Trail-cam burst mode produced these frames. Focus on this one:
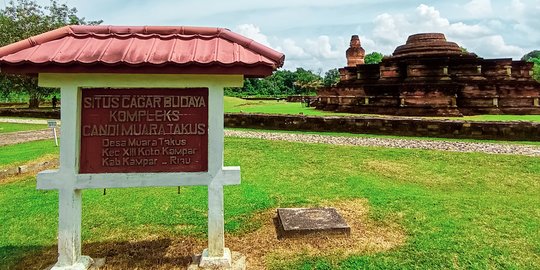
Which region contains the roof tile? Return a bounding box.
[0,25,285,77]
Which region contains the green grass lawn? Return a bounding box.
[224,96,540,122]
[0,139,59,169]
[0,122,47,133]
[1,137,539,269]
[224,96,354,116]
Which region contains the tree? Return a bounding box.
[522,50,540,82]
[266,69,296,95]
[531,59,540,83]
[521,50,540,61]
[364,52,384,64]
[224,68,324,97]
[0,0,101,108]
[293,68,322,95]
[323,68,340,87]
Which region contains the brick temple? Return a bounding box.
[315,33,540,116]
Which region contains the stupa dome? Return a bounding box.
[392,33,464,59]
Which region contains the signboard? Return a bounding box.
[79,88,208,173]
[47,120,59,146]
[47,119,57,128]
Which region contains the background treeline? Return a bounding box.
[225,68,336,97]
[225,52,386,97]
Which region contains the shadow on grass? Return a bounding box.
[7,237,204,270]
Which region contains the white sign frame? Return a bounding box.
[36,73,243,270]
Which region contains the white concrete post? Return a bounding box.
[207,180,225,257]
[199,85,233,267]
[58,85,80,175]
[56,188,82,266]
[51,85,93,270]
[206,84,225,257]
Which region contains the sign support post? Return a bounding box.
[200,79,232,266]
[47,119,58,146]
[208,181,225,256]
[201,181,229,266]
[56,188,92,269]
[47,86,93,269]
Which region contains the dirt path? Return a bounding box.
[0,117,52,124]
[0,118,57,146]
[0,129,54,146]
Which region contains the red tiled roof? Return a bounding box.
[0,25,285,77]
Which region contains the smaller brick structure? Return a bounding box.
[315,33,540,116]
[346,35,365,66]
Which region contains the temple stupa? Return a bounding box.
[315,33,540,116]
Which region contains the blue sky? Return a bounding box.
[26,0,540,71]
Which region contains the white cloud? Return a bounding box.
[416,4,450,28]
[372,13,407,46]
[486,19,503,29]
[465,0,493,17]
[305,35,342,59]
[278,36,347,70]
[506,0,540,44]
[472,35,525,57]
[232,24,347,70]
[410,4,491,38]
[24,0,537,70]
[234,24,272,48]
[447,23,491,38]
[510,0,526,17]
[277,39,307,59]
[363,4,530,59]
[357,36,377,52]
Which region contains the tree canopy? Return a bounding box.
[521,50,540,62]
[0,0,101,107]
[323,68,340,87]
[225,68,325,97]
[364,52,384,64]
[522,50,540,82]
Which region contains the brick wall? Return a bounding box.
[0,109,60,119]
[2,109,538,141]
[225,113,540,141]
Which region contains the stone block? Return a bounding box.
[276,208,350,239]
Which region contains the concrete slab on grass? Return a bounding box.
[276,207,351,239]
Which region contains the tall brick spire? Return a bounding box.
[346,35,365,66]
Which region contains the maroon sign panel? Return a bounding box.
[80,88,208,173]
